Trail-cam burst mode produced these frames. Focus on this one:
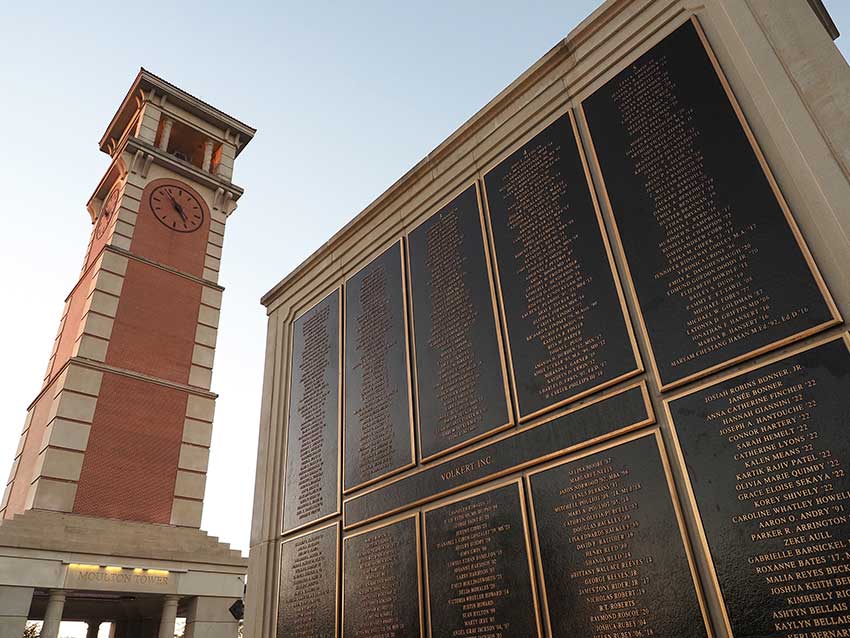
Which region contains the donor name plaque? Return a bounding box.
[581,19,838,389]
[668,335,850,637]
[423,480,541,638]
[343,241,414,491]
[407,184,511,460]
[342,514,422,638]
[284,290,341,532]
[278,522,339,638]
[528,432,708,638]
[484,111,639,421]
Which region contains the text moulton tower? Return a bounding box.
[0,70,255,638]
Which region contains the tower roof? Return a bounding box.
[99,68,256,158]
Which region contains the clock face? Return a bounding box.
[149,184,205,233]
[95,186,120,239]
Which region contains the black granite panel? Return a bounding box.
[345,384,650,527]
[278,523,338,638]
[343,516,421,638]
[582,20,836,388]
[408,184,511,459]
[424,481,539,637]
[484,111,639,419]
[670,337,850,637]
[284,290,341,532]
[530,433,706,638]
[344,241,413,491]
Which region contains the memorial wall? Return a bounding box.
[250,4,850,638]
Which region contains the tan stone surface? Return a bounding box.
[0,585,34,638]
[203,255,221,273]
[195,324,218,348]
[0,585,33,614]
[116,208,139,226]
[81,313,114,340]
[74,334,109,361]
[170,497,203,527]
[178,444,209,473]
[63,366,104,396]
[186,395,215,421]
[0,510,245,566]
[201,287,223,308]
[174,471,206,499]
[26,478,77,512]
[192,344,216,368]
[207,232,224,248]
[92,270,124,296]
[111,234,132,251]
[87,290,120,317]
[197,305,219,328]
[33,448,84,482]
[188,365,212,390]
[100,251,129,276]
[48,391,97,423]
[41,419,91,452]
[183,418,213,447]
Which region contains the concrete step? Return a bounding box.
[0,510,246,566]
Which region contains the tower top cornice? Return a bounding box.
[99,68,256,159]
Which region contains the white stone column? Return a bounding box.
[40,591,66,638]
[202,140,215,172]
[86,620,101,638]
[158,117,173,151]
[158,595,180,638]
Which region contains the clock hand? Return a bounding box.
[166,192,188,221]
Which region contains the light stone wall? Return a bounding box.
[1,364,104,516]
[41,302,69,389]
[110,173,139,252]
[0,586,33,638]
[245,1,850,636]
[170,394,217,527]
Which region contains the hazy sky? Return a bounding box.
[0,0,848,568]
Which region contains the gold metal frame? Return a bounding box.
[341,240,417,495]
[341,511,425,638]
[576,15,842,393]
[274,519,341,638]
[479,107,644,423]
[404,180,515,464]
[343,379,655,531]
[421,477,544,638]
[663,330,850,637]
[525,427,714,638]
[281,287,344,536]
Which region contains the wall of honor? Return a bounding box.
[249,2,850,637]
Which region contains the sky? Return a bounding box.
[0,0,848,574]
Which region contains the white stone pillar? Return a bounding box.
[158,595,180,638]
[184,597,239,638]
[158,117,173,151]
[0,586,34,638]
[86,620,101,638]
[202,140,215,172]
[41,591,66,638]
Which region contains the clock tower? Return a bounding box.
[0,70,255,638]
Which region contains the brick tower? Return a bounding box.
[0,70,255,638]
